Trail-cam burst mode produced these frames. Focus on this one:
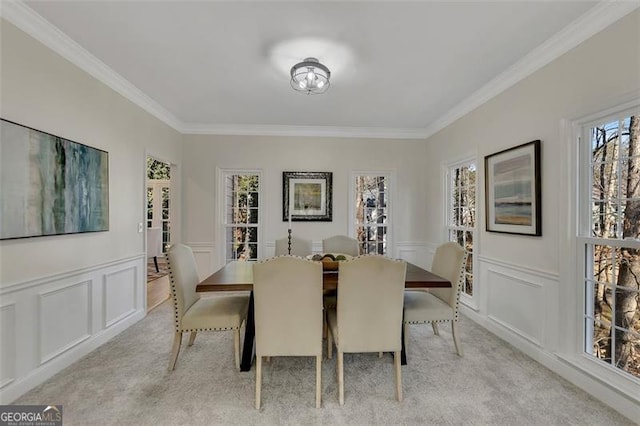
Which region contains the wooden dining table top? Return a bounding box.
[196,259,451,292]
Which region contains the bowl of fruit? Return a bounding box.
[310,253,351,271]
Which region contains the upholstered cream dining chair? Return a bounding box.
[321,235,359,257]
[166,244,249,371]
[253,256,323,409]
[275,236,312,256]
[326,255,406,405]
[403,242,467,356]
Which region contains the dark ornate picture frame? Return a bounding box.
[283,171,333,222]
[485,140,541,236]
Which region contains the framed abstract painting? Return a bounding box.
[484,140,541,236]
[0,119,109,240]
[282,171,332,222]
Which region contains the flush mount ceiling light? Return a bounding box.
[290,57,331,95]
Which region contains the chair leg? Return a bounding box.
[168,331,183,371]
[255,355,262,410]
[316,355,322,408]
[188,331,197,346]
[327,329,333,359]
[394,350,403,402]
[234,329,241,370]
[431,322,440,335]
[153,256,159,272]
[452,321,463,356]
[338,351,344,406]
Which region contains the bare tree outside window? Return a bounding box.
[447,162,476,296]
[225,173,259,262]
[354,174,389,255]
[586,114,640,379]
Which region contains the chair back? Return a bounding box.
[253,256,323,356]
[147,227,162,258]
[430,242,467,312]
[166,244,201,330]
[275,236,312,256]
[337,255,406,353]
[322,235,359,257]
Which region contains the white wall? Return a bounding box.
[0,20,183,402]
[423,11,640,419]
[181,135,429,275]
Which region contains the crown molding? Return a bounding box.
[0,0,183,132]
[181,123,428,139]
[2,1,638,140]
[422,0,640,140]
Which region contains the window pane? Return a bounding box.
[465,273,473,295]
[591,161,619,201]
[248,192,259,207]
[589,319,612,363]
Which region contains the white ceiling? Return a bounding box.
[5,1,637,138]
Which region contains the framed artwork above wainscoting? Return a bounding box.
[0,119,109,240]
[484,140,541,236]
[282,171,332,222]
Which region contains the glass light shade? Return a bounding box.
[290,57,331,95]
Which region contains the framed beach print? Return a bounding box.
[484,140,541,236]
[0,118,109,240]
[283,171,332,222]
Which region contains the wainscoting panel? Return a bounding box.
[39,280,91,364]
[186,242,215,280]
[0,302,16,389]
[479,256,560,350]
[395,241,435,270]
[485,269,543,346]
[0,254,145,404]
[103,266,137,328]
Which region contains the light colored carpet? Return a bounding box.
[14,297,634,425]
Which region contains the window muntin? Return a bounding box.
[354,174,390,255]
[581,114,640,380]
[224,173,260,262]
[447,162,476,296]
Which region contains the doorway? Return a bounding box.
[146,156,171,311]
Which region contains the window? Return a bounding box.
[446,161,476,298]
[580,112,640,380]
[353,172,391,255]
[222,171,261,263]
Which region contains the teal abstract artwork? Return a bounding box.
[0,119,109,239]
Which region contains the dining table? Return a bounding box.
[196,260,451,371]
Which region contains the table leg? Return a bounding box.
[240,290,255,372]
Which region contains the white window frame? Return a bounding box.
[560,98,640,402]
[444,157,478,310]
[349,170,395,256]
[217,168,263,266]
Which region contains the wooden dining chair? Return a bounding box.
[275,236,312,256]
[321,235,359,256]
[253,256,324,409]
[326,255,407,405]
[166,244,250,371]
[403,242,467,356]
